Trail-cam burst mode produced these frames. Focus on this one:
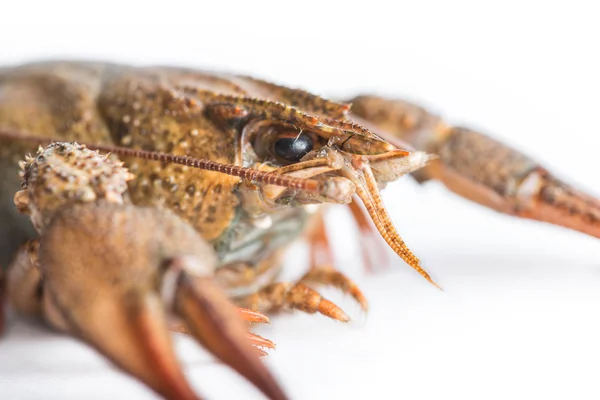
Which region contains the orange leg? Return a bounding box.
[300,266,368,311]
[237,307,270,324]
[172,307,275,356]
[306,204,388,274]
[306,212,335,270]
[237,282,350,322]
[238,308,276,355]
[303,209,371,310]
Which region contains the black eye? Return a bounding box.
[272,133,314,162]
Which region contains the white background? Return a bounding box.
[1,1,599,399]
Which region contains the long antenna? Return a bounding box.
[0,130,320,193]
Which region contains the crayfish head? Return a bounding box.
[232,97,433,205]
[221,93,437,285]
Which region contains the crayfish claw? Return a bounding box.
[90,293,202,400]
[35,202,287,400]
[173,266,287,400]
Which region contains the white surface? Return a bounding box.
[1,1,599,399]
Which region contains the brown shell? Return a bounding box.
[0,61,352,265]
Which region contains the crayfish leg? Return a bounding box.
[305,211,335,269]
[237,307,271,324]
[300,266,368,312]
[171,316,275,357]
[306,204,387,274]
[237,282,350,322]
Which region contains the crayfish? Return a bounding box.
[0,61,598,400]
